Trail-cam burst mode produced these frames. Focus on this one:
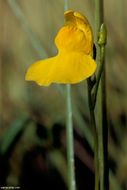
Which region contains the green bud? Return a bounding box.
[98,23,107,46]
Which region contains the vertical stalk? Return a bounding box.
[95,0,104,36]
[101,52,109,190]
[64,0,68,11]
[87,79,99,190]
[64,1,76,190]
[95,0,108,190]
[66,84,76,190]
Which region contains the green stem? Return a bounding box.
[95,0,108,190]
[66,84,76,190]
[64,1,76,189]
[87,79,99,190]
[95,0,104,37]
[92,45,105,108]
[64,0,68,11]
[101,51,109,190]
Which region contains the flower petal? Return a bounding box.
[52,52,96,84]
[25,52,96,86]
[25,56,57,86]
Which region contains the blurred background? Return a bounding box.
[0,0,127,189]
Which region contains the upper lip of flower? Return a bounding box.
[64,10,86,22]
[63,10,93,54]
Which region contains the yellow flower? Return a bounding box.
[25,10,96,86]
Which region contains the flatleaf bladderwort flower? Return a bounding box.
[25,10,96,86]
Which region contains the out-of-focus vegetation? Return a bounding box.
[0,0,127,189]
